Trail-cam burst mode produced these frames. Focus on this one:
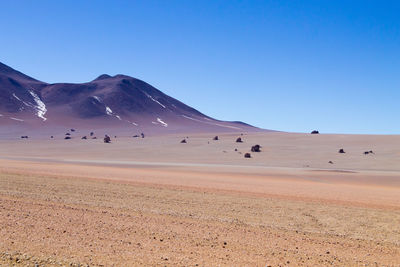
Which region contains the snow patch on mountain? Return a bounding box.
[144,92,166,108]
[157,118,168,127]
[10,117,24,122]
[28,90,47,121]
[12,93,21,101]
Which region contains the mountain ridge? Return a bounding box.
[0,61,265,136]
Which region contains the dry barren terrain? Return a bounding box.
[0,132,399,266]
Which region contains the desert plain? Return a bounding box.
[0,131,399,266]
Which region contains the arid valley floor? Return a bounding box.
[0,132,399,266]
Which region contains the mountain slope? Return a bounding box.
[0,62,264,136]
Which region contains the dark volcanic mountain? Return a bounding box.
[0,62,263,136]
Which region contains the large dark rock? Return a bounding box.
[338,149,345,153]
[244,153,251,158]
[213,136,219,141]
[104,135,111,143]
[311,130,319,134]
[236,137,243,143]
[180,139,187,143]
[251,145,261,152]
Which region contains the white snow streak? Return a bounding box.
[29,90,47,121]
[10,117,24,122]
[92,96,101,102]
[92,96,122,121]
[157,118,168,127]
[12,93,21,101]
[144,92,166,108]
[105,106,113,115]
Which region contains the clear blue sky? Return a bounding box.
[1,0,399,134]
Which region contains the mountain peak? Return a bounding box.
[93,74,112,81]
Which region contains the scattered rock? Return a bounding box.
[244,153,251,158]
[92,137,97,139]
[70,129,75,132]
[50,136,53,138]
[20,136,29,139]
[364,150,374,155]
[328,161,333,164]
[213,136,219,141]
[311,130,319,134]
[90,132,94,136]
[133,135,139,138]
[251,145,261,152]
[104,135,111,143]
[141,133,145,138]
[180,139,187,144]
[236,137,243,143]
[65,133,71,136]
[81,136,87,140]
[338,149,345,154]
[64,136,71,140]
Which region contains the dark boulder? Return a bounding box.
[141,133,145,138]
[236,137,243,143]
[338,149,345,154]
[251,145,261,152]
[81,136,87,140]
[244,153,251,158]
[71,129,76,132]
[90,132,94,136]
[213,136,219,141]
[311,130,319,134]
[104,135,111,143]
[180,139,187,143]
[133,135,139,138]
[64,136,71,140]
[328,161,334,164]
[20,136,28,139]
[65,133,71,136]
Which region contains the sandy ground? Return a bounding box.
[0,132,399,266]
